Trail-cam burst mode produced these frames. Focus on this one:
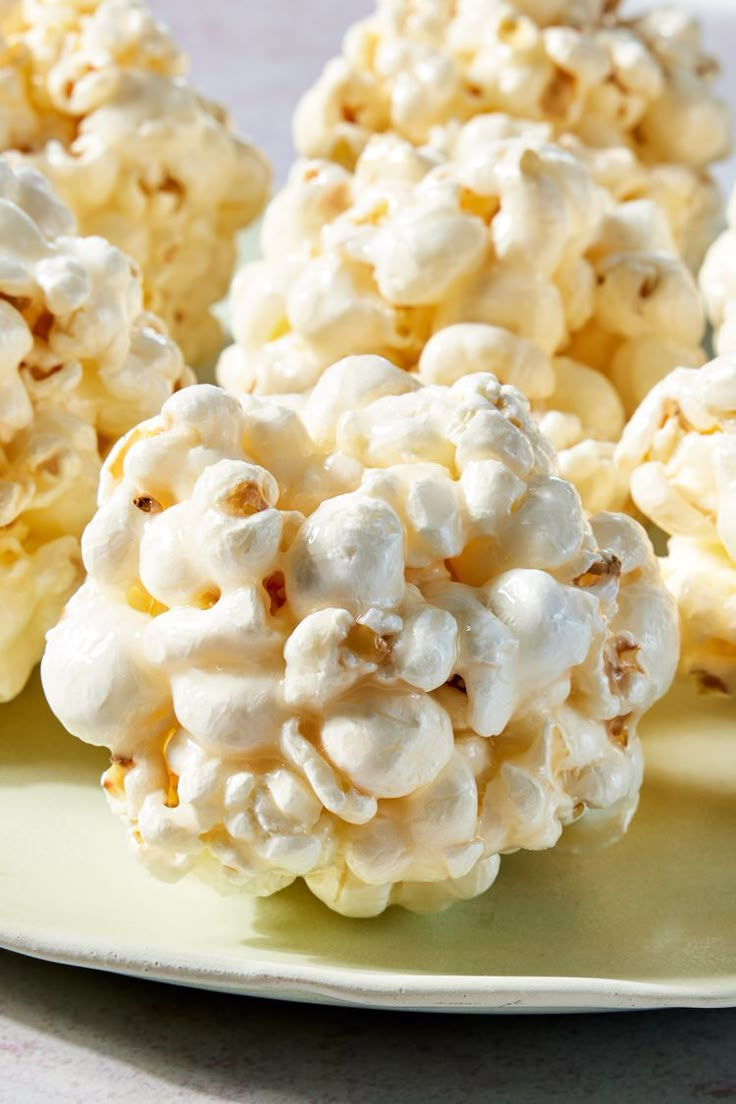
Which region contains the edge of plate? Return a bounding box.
[3,929,735,1012]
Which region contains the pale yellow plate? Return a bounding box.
[1,673,734,1011]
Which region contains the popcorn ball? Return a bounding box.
[0,0,271,364]
[617,355,736,695]
[701,188,736,356]
[294,0,730,268]
[218,122,705,513]
[0,157,191,702]
[43,365,679,917]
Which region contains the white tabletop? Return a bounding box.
[2,2,736,1099]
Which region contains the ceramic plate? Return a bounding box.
[1,674,735,1012]
[3,0,736,1013]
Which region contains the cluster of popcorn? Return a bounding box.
[617,355,736,695]
[294,0,730,268]
[294,0,729,236]
[0,157,190,701]
[218,119,705,514]
[701,187,736,356]
[42,365,679,916]
[0,0,271,363]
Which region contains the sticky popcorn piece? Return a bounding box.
[616,354,736,693]
[0,156,191,701]
[294,0,730,268]
[43,368,678,917]
[701,188,736,358]
[0,0,271,364]
[219,123,705,513]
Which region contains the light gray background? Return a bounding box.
[2,1,736,1100]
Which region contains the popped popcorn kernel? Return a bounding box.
[701,187,736,358]
[43,369,678,916]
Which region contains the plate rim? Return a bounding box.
[3,928,736,1011]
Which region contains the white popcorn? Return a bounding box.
[0,0,270,363]
[294,0,729,268]
[418,324,554,398]
[616,354,736,693]
[0,156,190,701]
[220,124,705,512]
[547,133,725,273]
[43,368,678,916]
[701,187,736,358]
